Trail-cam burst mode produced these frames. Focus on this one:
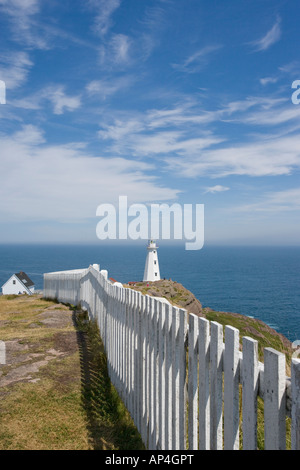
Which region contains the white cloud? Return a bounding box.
[251,17,281,52]
[86,76,134,100]
[242,106,300,126]
[46,86,82,115]
[126,132,222,157]
[97,99,230,150]
[109,34,131,64]
[260,77,278,86]
[0,0,39,15]
[98,96,288,148]
[279,61,300,75]
[0,51,33,89]
[0,0,50,49]
[204,185,230,194]
[172,45,222,73]
[11,85,82,114]
[164,134,300,178]
[0,125,179,222]
[13,124,45,145]
[97,96,297,161]
[91,2,168,68]
[89,0,122,36]
[99,33,131,67]
[233,188,300,213]
[98,111,223,157]
[146,105,217,128]
[98,118,145,141]
[136,5,169,60]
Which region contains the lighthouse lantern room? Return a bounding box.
[143,240,161,282]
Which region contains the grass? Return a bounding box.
[0,294,144,450]
[204,308,293,371]
[72,311,144,450]
[200,308,292,449]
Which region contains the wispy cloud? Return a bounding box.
[233,188,300,213]
[97,103,224,157]
[109,34,131,64]
[91,2,169,69]
[164,133,300,179]
[89,0,122,36]
[279,60,300,73]
[0,0,98,51]
[86,75,135,100]
[11,85,82,114]
[250,17,281,52]
[47,86,82,115]
[0,125,179,222]
[124,132,222,158]
[0,0,50,49]
[172,45,222,73]
[0,0,39,19]
[204,185,230,194]
[260,76,278,86]
[241,105,300,126]
[97,95,297,163]
[0,51,33,89]
[87,0,132,70]
[98,117,145,141]
[136,4,168,60]
[99,33,131,68]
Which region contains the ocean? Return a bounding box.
[0,244,299,343]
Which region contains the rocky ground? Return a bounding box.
[0,297,76,389]
[124,279,203,316]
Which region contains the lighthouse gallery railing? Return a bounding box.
[44,264,300,450]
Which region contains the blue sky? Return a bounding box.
[0,0,300,245]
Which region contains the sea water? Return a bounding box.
[0,244,299,342]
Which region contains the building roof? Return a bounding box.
[15,272,34,288]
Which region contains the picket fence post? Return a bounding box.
[264,347,286,450]
[224,325,240,450]
[291,358,300,450]
[198,317,210,450]
[242,336,259,450]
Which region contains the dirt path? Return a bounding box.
[0,297,76,388]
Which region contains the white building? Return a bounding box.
[1,272,35,296]
[143,240,161,282]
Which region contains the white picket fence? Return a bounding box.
[44,264,300,450]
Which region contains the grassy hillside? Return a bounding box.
[127,280,293,372]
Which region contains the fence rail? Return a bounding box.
[44,265,300,450]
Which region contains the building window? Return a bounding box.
[154,260,156,264]
[13,280,16,285]
[155,272,157,276]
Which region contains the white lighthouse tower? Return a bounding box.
[143,240,160,282]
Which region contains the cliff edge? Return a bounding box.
[125,279,293,368]
[125,279,203,317]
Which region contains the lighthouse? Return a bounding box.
[143,240,161,282]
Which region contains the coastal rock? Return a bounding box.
[125,279,293,368]
[125,279,203,317]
